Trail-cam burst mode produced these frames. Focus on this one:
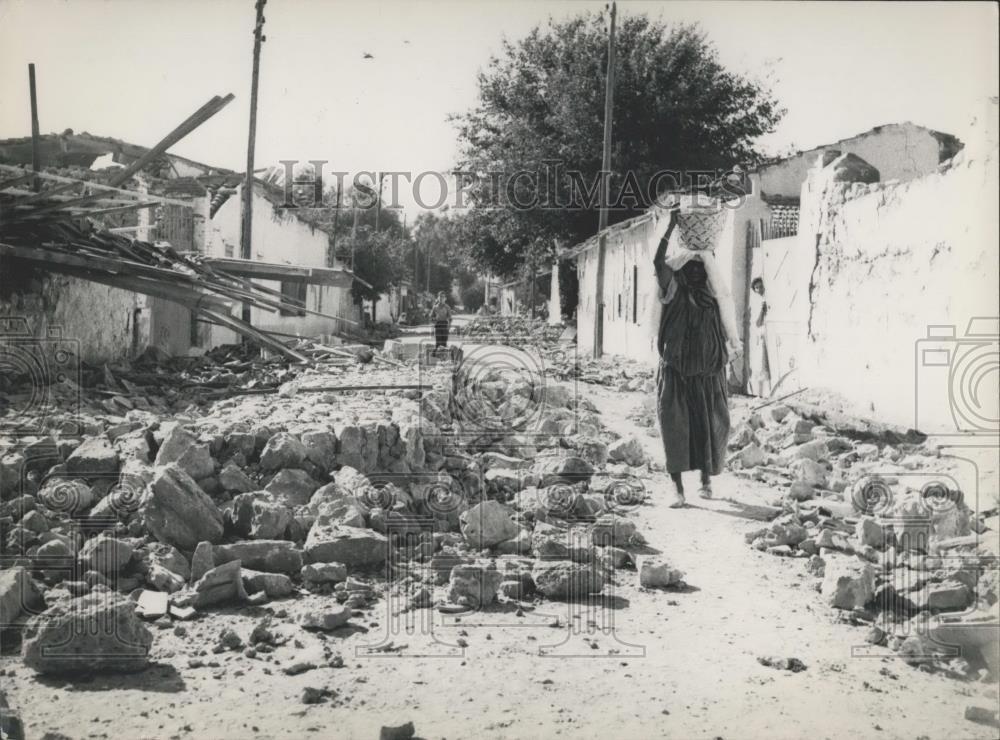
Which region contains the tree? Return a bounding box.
[336,226,406,304]
[452,13,785,277]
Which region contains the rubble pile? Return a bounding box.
[0,354,671,677]
[457,316,565,344]
[730,402,999,679]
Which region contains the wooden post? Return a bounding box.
[375,172,384,232]
[28,64,41,192]
[592,1,617,358]
[240,0,267,324]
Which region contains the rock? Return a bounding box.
[77,534,133,576]
[19,510,48,534]
[36,478,94,514]
[806,555,826,577]
[213,541,303,575]
[821,559,875,609]
[190,541,215,582]
[590,515,638,546]
[459,501,519,548]
[218,462,255,494]
[301,430,337,471]
[757,655,807,672]
[301,562,347,584]
[191,560,247,608]
[64,438,119,477]
[608,437,645,467]
[793,439,829,462]
[447,564,503,608]
[380,721,416,740]
[0,567,43,625]
[146,564,185,593]
[786,481,816,502]
[136,590,169,619]
[300,604,351,630]
[637,556,684,588]
[534,456,594,487]
[22,593,152,673]
[855,517,887,549]
[304,524,387,568]
[769,404,791,422]
[915,580,972,611]
[265,469,320,507]
[141,464,224,550]
[533,561,603,600]
[231,492,293,539]
[738,443,767,468]
[243,570,294,598]
[259,433,309,472]
[153,426,214,480]
[791,458,827,488]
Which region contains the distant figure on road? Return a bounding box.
[431,291,452,351]
[748,277,771,397]
[654,226,741,507]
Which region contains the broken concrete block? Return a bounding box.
[534,456,594,487]
[608,437,646,467]
[855,517,887,549]
[212,541,303,575]
[301,430,337,472]
[136,589,169,620]
[301,562,347,584]
[218,462,255,494]
[532,561,603,600]
[242,570,294,599]
[915,580,972,612]
[22,593,152,674]
[77,534,133,576]
[231,492,293,539]
[36,478,94,514]
[300,604,351,631]
[141,464,224,550]
[191,560,247,608]
[265,469,320,507]
[590,515,638,546]
[153,426,214,480]
[0,567,43,626]
[447,564,503,608]
[259,432,310,472]
[65,438,119,477]
[637,556,684,588]
[459,500,519,548]
[821,559,874,609]
[792,458,828,488]
[739,443,767,468]
[190,541,214,582]
[304,524,387,568]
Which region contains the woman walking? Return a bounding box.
[431,291,452,352]
[653,224,741,507]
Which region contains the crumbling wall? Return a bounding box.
[758,123,959,199]
[795,140,999,433]
[0,268,142,364]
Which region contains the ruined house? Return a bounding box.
[0,131,361,362]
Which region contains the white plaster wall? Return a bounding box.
[796,141,999,433]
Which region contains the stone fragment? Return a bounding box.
[821,559,875,609]
[533,561,603,600]
[855,517,887,549]
[213,541,303,575]
[191,560,247,608]
[0,567,43,625]
[534,456,594,487]
[915,580,972,611]
[77,534,133,576]
[459,500,519,548]
[637,556,685,588]
[590,515,638,546]
[243,570,294,598]
[259,433,309,472]
[265,469,320,507]
[65,438,119,476]
[141,465,223,550]
[380,722,416,740]
[136,590,169,620]
[304,524,387,568]
[301,562,347,584]
[190,541,215,582]
[301,430,337,471]
[218,462,255,493]
[739,443,767,468]
[608,437,646,467]
[22,593,152,673]
[36,478,94,514]
[300,604,351,630]
[447,564,503,608]
[154,426,214,480]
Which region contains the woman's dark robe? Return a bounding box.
[654,243,731,475]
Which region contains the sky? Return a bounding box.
[1,0,997,215]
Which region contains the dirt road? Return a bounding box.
[2,380,996,740]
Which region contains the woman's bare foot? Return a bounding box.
[668,492,687,508]
[668,474,686,508]
[697,484,713,499]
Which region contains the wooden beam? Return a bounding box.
[29,64,41,192]
[0,164,192,207]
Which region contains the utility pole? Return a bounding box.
[28,64,41,192]
[592,1,616,358]
[374,172,384,232]
[240,0,267,324]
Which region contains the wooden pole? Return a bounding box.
[375,172,384,232]
[240,0,267,324]
[592,1,617,358]
[28,64,41,192]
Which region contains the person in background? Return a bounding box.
[431,291,453,351]
[653,225,741,507]
[748,277,771,397]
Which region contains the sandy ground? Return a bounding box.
[2,380,998,740]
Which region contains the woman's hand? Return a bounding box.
[727,339,744,358]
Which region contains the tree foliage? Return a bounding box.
[452,13,784,277]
